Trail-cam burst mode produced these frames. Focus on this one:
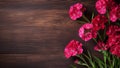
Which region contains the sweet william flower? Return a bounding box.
[110,45,120,57]
[69,3,86,20]
[96,0,107,14]
[92,15,107,31]
[109,5,120,22]
[94,41,107,51]
[64,40,83,59]
[91,15,107,38]
[79,23,93,41]
[106,35,120,50]
[106,36,117,48]
[106,25,120,36]
[96,0,116,14]
[106,25,120,49]
[91,30,97,38]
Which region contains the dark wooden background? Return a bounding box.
[0,0,96,68]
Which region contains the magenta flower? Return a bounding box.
[79,23,93,41]
[106,25,120,49]
[92,15,107,31]
[69,3,86,20]
[110,45,120,57]
[96,0,116,14]
[109,5,120,22]
[64,40,83,59]
[96,0,107,14]
[94,41,107,51]
[107,36,116,45]
[106,25,120,36]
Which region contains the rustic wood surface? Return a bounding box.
[0,0,97,68]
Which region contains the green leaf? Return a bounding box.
[80,63,89,67]
[83,52,96,68]
[77,55,87,64]
[91,12,94,20]
[94,56,104,68]
[82,14,90,23]
[76,20,86,24]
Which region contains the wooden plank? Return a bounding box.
[0,54,72,68]
[0,0,96,68]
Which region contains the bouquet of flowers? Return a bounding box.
[64,0,120,68]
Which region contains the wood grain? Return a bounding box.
[0,0,96,68]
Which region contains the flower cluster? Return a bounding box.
[95,0,120,22]
[69,3,86,20]
[64,0,120,68]
[107,25,120,57]
[110,5,120,22]
[96,0,116,14]
[64,40,83,58]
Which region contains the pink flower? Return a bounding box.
[106,25,120,36]
[79,23,93,41]
[64,40,83,59]
[91,15,107,38]
[69,3,86,20]
[109,5,120,22]
[94,41,107,51]
[96,0,107,14]
[106,25,120,49]
[110,45,120,57]
[91,30,97,38]
[96,0,116,14]
[106,36,117,48]
[92,15,107,31]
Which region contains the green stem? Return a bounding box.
[91,12,94,20]
[82,14,90,23]
[111,55,115,68]
[98,32,103,41]
[77,55,90,68]
[107,10,110,25]
[117,57,120,67]
[93,38,97,44]
[103,27,106,40]
[108,53,112,68]
[83,53,95,68]
[103,51,107,68]
[76,20,86,24]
